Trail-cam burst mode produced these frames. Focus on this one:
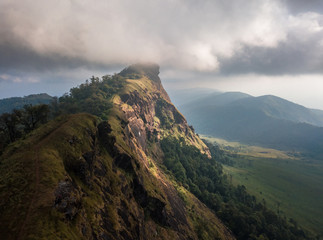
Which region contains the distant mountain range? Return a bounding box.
[166,88,219,106]
[177,91,323,157]
[0,93,53,114]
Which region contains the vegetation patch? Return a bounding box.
[160,136,315,240]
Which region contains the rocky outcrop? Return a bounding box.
[54,179,82,220]
[117,71,211,159]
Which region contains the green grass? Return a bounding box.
[207,137,323,236]
[0,113,99,239]
[201,135,295,159]
[224,158,323,235]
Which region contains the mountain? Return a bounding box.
[167,88,219,106]
[179,92,323,156]
[231,95,323,127]
[0,93,54,114]
[310,108,323,122]
[180,92,323,127]
[181,91,252,108]
[0,64,314,240]
[0,64,233,240]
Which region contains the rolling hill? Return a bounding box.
[0,93,54,114]
[166,88,219,106]
[179,92,323,157]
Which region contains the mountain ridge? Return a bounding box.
[0,64,233,240]
[0,64,315,239]
[179,90,323,156]
[180,91,323,127]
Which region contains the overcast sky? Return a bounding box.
[1,0,323,109]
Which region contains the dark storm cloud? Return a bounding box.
[220,36,323,75]
[284,0,323,14]
[0,43,91,72]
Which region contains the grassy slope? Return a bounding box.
[204,136,323,236]
[0,113,99,239]
[202,135,295,159]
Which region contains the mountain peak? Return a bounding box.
[119,63,171,102]
[119,63,160,82]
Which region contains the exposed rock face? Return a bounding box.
[118,69,211,159]
[54,179,82,220]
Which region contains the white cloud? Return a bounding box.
[239,0,287,47]
[0,74,39,83]
[0,74,21,83]
[288,12,323,37]
[0,74,10,81]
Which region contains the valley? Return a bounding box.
[203,136,323,236]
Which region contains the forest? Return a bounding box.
[160,137,316,240]
[0,74,124,154]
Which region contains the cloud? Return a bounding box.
[0,0,290,74]
[220,12,323,75]
[0,0,322,91]
[0,74,21,83]
[284,0,323,14]
[0,73,40,83]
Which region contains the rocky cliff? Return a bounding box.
[116,63,210,159]
[0,64,234,240]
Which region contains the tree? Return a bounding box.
[22,104,50,132]
[50,97,61,117]
[0,110,23,142]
